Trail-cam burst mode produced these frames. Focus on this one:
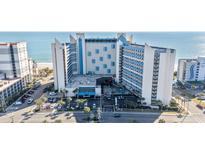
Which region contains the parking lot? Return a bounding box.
[5,77,54,112]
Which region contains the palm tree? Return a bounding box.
[36,99,43,110]
[73,88,79,97]
[175,96,181,102]
[76,99,87,105]
[170,99,178,107]
[84,107,91,121]
[60,88,68,99]
[36,97,47,110]
[65,97,72,107]
[57,99,66,106]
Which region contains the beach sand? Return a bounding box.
[37,62,53,69]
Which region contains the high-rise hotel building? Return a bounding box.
[52,33,176,105]
[177,57,205,82]
[0,42,30,79]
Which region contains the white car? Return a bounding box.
[50,109,58,116]
[49,92,56,96]
[27,98,34,104]
[93,103,96,108]
[14,101,22,106]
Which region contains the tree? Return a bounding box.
[36,97,46,109]
[158,119,166,123]
[84,107,91,121]
[73,88,79,97]
[65,97,72,105]
[170,99,178,107]
[57,99,66,106]
[76,99,87,105]
[173,71,177,80]
[60,88,68,99]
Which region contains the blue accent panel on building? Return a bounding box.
[189,65,195,80]
[77,87,96,96]
[78,91,96,96]
[78,38,83,74]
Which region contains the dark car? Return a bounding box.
[27,90,34,95]
[113,113,121,118]
[138,105,152,109]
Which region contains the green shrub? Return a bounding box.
[158,119,166,123]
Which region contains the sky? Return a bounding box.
[1,32,205,70]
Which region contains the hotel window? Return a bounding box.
[96,66,100,71]
[107,54,111,59]
[100,57,103,61]
[95,49,100,54]
[104,46,107,51]
[87,52,91,56]
[103,64,107,68]
[92,59,96,64]
[107,69,111,74]
[111,61,115,66]
[111,44,115,49]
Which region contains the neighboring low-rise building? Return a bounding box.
[0,77,27,104]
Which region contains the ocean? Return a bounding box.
[0,32,205,67]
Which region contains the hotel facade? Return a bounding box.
[52,33,176,105]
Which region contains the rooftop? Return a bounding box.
[131,43,175,52]
[66,74,113,88]
[0,78,21,92]
[0,42,25,46]
[85,38,117,43]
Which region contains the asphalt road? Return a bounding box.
[0,109,192,123]
[173,88,205,123]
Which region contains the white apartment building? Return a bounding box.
[0,42,30,79]
[177,57,205,82]
[52,33,176,105]
[0,42,32,107]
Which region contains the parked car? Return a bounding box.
[27,90,34,95]
[92,103,96,109]
[27,98,34,104]
[13,101,22,106]
[50,109,58,116]
[48,97,57,103]
[113,113,121,118]
[49,92,57,96]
